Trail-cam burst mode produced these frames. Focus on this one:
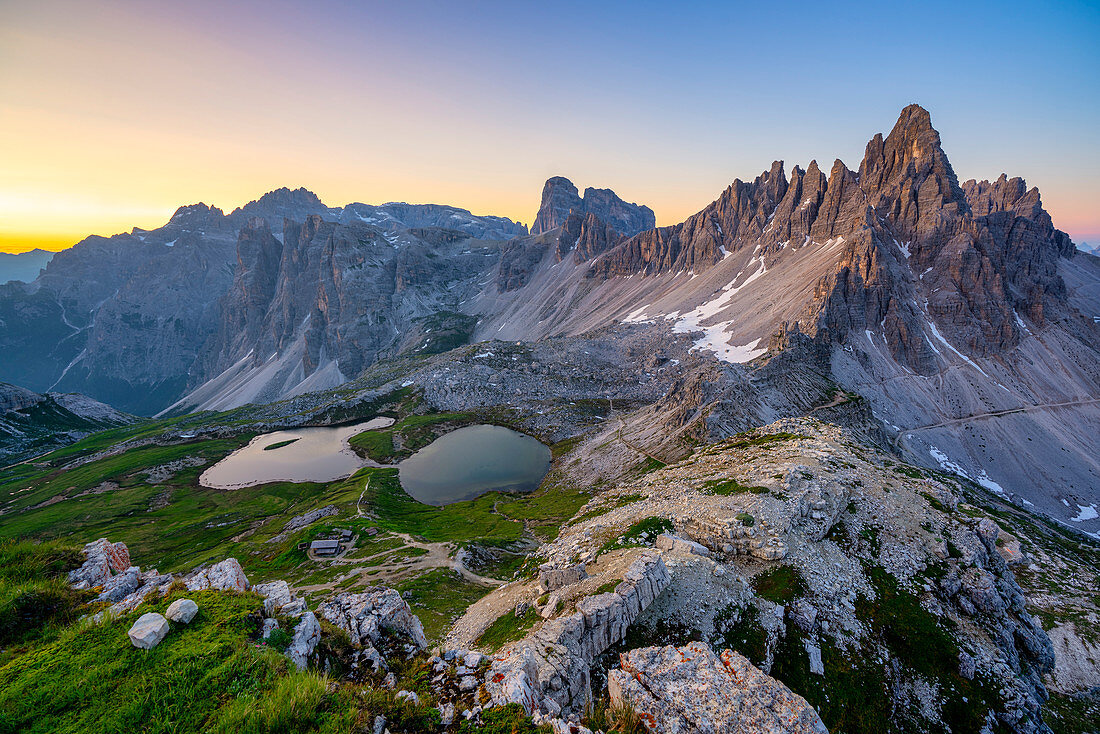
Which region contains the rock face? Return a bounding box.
[287,611,322,670]
[177,212,502,413]
[485,552,671,715]
[69,538,131,590]
[530,177,654,238]
[128,612,170,650]
[185,558,249,592]
[608,642,828,734]
[587,105,1076,374]
[317,588,429,651]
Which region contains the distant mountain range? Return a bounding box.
[0,381,132,464]
[0,248,54,284]
[0,104,1096,532]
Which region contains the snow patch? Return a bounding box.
[1070,504,1098,522]
[927,321,990,377]
[928,445,1006,497]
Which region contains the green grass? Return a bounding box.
[735,512,755,527]
[348,429,395,461]
[635,457,665,474]
[751,565,807,605]
[398,569,493,643]
[263,439,300,452]
[701,478,768,496]
[348,413,475,463]
[600,516,675,552]
[1044,690,1100,734]
[355,468,524,545]
[0,589,359,734]
[0,539,91,649]
[458,703,549,734]
[475,607,539,651]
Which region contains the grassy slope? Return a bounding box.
[0,588,359,734]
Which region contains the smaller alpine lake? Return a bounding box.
[398,424,551,505]
[200,420,551,505]
[199,418,395,489]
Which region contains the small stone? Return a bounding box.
[165,598,199,624]
[262,618,279,639]
[396,690,419,705]
[438,702,455,726]
[459,675,478,692]
[128,612,170,649]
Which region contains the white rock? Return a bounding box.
[165,598,199,624]
[186,558,249,592]
[287,612,321,670]
[262,618,280,639]
[128,612,170,650]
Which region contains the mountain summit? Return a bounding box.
[0,106,1096,536]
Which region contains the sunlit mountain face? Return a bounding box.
[0,2,1097,733]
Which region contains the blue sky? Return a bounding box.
[1,0,1098,250]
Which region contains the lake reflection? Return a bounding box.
[199,417,394,489]
[398,424,551,505]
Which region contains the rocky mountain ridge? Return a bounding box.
[531,176,655,238]
[0,248,54,284]
[0,381,133,463]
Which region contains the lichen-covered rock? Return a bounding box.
[186,558,249,592]
[608,642,828,734]
[254,579,304,616]
[316,588,428,650]
[165,598,198,624]
[128,612,170,650]
[68,538,131,589]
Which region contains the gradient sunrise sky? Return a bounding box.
[1,0,1098,254]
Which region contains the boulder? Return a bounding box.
[254,580,293,615]
[165,599,199,624]
[287,612,321,670]
[316,588,428,649]
[128,612,170,650]
[186,558,249,592]
[97,566,141,602]
[608,642,828,734]
[537,562,588,593]
[69,538,131,589]
[655,534,713,557]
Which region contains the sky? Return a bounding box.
[1,0,1098,254]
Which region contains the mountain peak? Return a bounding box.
[169,202,225,227]
[531,177,654,238]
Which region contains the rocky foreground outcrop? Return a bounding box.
[609,642,828,734]
[483,551,671,717]
[317,588,430,672]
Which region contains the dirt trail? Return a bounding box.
[616,415,667,466]
[900,397,1100,433]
